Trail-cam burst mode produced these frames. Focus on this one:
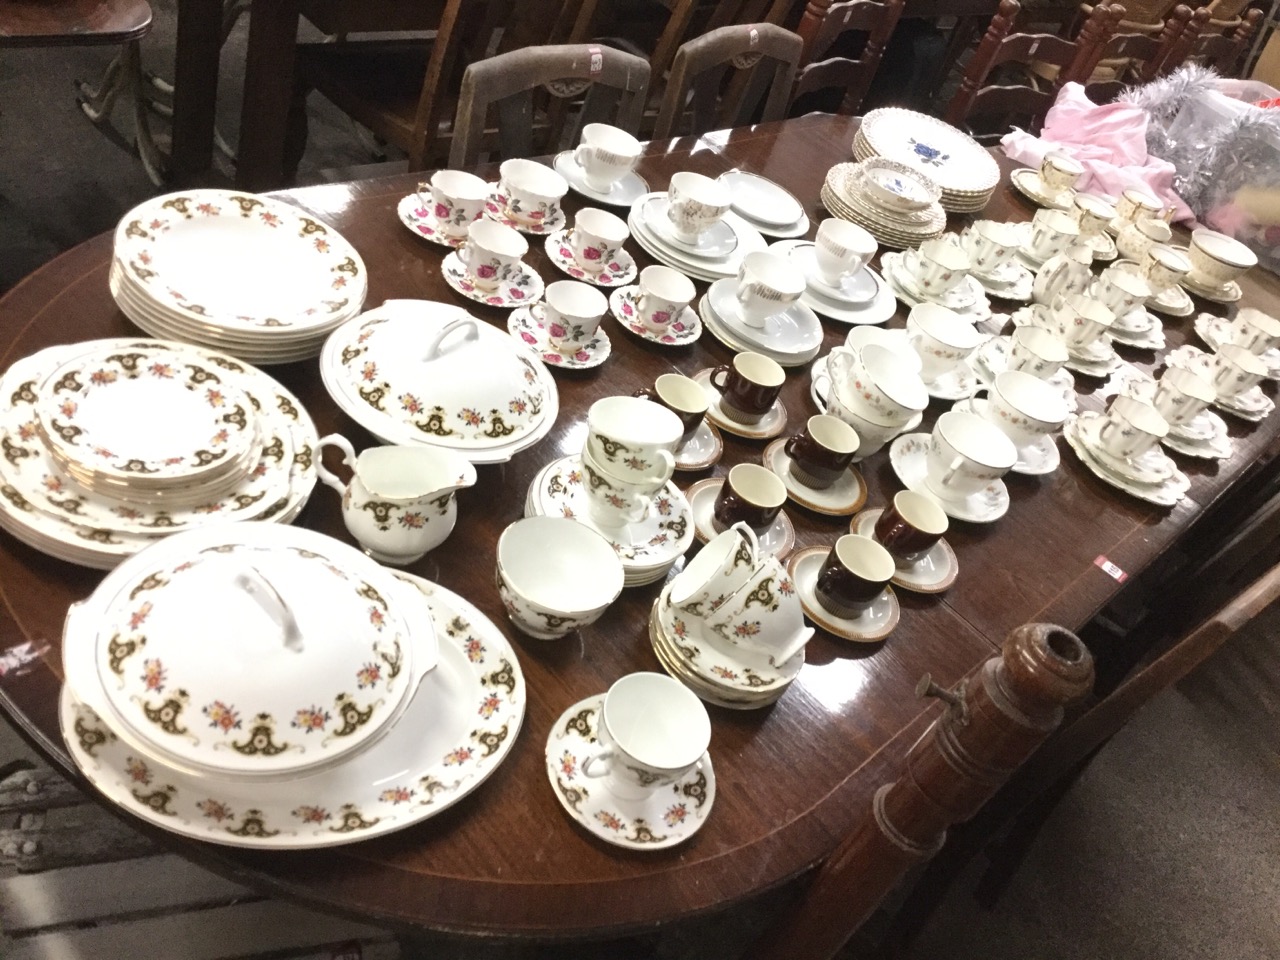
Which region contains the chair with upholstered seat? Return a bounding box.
[787,0,906,116]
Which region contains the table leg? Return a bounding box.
[170,0,224,186]
[234,0,302,191]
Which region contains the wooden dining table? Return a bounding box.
[2,113,1278,942]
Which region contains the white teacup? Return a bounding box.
[457,218,527,291]
[815,218,877,285]
[971,370,1068,448]
[1032,243,1094,306]
[1189,228,1258,289]
[1092,264,1152,320]
[580,444,653,527]
[906,237,970,296]
[637,264,696,333]
[962,220,1021,278]
[1027,208,1080,261]
[835,343,929,423]
[1052,294,1115,349]
[1095,395,1168,460]
[668,522,759,615]
[1232,308,1280,355]
[580,673,711,801]
[666,171,731,243]
[570,208,628,275]
[585,395,682,491]
[845,327,924,374]
[1073,193,1117,238]
[823,385,903,460]
[924,410,1018,501]
[907,302,985,382]
[496,517,624,640]
[704,554,813,668]
[735,251,805,328]
[1153,366,1216,426]
[1115,188,1163,225]
[1212,342,1269,398]
[573,123,642,193]
[1143,244,1191,293]
[1040,151,1083,196]
[499,158,568,226]
[423,169,489,238]
[1116,216,1172,263]
[542,280,608,353]
[1008,325,1069,379]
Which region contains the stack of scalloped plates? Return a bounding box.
[821,162,946,249]
[110,190,368,365]
[854,109,999,214]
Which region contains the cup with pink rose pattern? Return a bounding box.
[422,169,489,238]
[541,280,608,354]
[457,218,528,291]
[569,208,629,276]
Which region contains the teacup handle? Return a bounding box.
[315,433,357,496]
[730,520,761,563]
[811,371,831,413]
[573,144,593,171]
[456,240,473,270]
[968,386,991,406]
[424,316,480,362]
[940,455,966,487]
[581,749,615,779]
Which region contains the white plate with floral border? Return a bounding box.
[507,304,611,371]
[889,433,1010,523]
[61,572,525,848]
[441,252,545,310]
[543,229,638,287]
[545,693,714,850]
[396,194,472,248]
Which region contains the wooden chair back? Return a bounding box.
[448,44,651,168]
[789,0,906,115]
[943,0,1114,140]
[1083,2,1198,101]
[1188,5,1264,75]
[653,22,804,138]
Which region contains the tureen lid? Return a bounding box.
[75,524,433,777]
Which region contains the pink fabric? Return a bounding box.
[1001,82,1194,223]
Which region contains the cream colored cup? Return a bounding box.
[1143,244,1191,293]
[1028,208,1080,261]
[457,218,527,291]
[963,220,1021,278]
[1189,228,1258,289]
[836,343,929,423]
[907,237,971,296]
[735,251,806,328]
[1211,342,1269,398]
[1115,188,1163,224]
[424,169,489,238]
[906,302,985,382]
[1073,193,1117,238]
[666,172,731,243]
[1153,366,1216,426]
[1096,395,1168,460]
[971,370,1069,448]
[1008,325,1069,379]
[499,158,568,225]
[570,208,628,275]
[1052,294,1115,349]
[668,522,759,614]
[815,218,877,284]
[1232,308,1280,355]
[637,264,696,333]
[1092,264,1152,319]
[924,410,1018,501]
[1116,217,1172,263]
[585,395,682,491]
[573,123,641,192]
[1040,151,1084,195]
[542,280,608,353]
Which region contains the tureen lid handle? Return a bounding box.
[234,566,304,653]
[423,316,480,362]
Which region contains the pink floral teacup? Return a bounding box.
[498,158,568,226]
[569,208,628,275]
[637,264,695,333]
[457,219,527,291]
[541,280,608,353]
[422,169,488,238]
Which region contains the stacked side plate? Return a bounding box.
[697,277,824,368]
[0,339,318,568]
[111,190,368,364]
[628,192,768,282]
[822,162,946,249]
[854,109,999,214]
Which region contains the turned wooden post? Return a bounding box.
[943,0,1021,127]
[1135,3,1196,81]
[796,0,836,62]
[742,623,1094,960]
[1061,2,1123,87]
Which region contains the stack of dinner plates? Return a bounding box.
[0,338,318,568]
[821,161,946,249]
[854,108,1000,214]
[110,190,368,364]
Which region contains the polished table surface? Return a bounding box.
[2,114,1278,938]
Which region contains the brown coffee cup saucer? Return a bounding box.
[849,509,958,594]
[692,367,788,439]
[763,438,867,517]
[686,477,795,559]
[674,420,724,472]
[786,545,899,642]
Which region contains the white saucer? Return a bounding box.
[674,420,724,471]
[1010,168,1075,211]
[925,362,979,401]
[850,509,959,594]
[642,196,738,259]
[483,184,567,235]
[441,252,545,309]
[396,194,471,248]
[1063,416,1189,506]
[608,286,702,346]
[1065,337,1123,377]
[1084,230,1118,261]
[718,170,804,227]
[882,252,992,321]
[1213,386,1274,422]
[770,240,896,325]
[763,437,868,517]
[744,209,811,240]
[553,152,650,207]
[1074,412,1175,484]
[1146,283,1195,317]
[507,304,611,370]
[1165,410,1231,459]
[544,229,638,287]
[692,367,788,439]
[952,397,1060,476]
[786,243,878,304]
[1108,310,1166,351]
[787,546,900,642]
[705,278,824,355]
[1181,271,1243,304]
[697,296,821,369]
[888,251,979,310]
[972,260,1034,302]
[687,477,795,559]
[545,695,715,850]
[889,433,1011,523]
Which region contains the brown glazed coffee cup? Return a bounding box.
[712,463,786,532]
[632,373,708,440]
[783,415,860,489]
[709,352,785,424]
[872,490,949,564]
[814,534,896,620]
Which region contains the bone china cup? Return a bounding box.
[499,158,568,225]
[424,169,489,238]
[633,373,709,440]
[580,445,652,527]
[784,414,860,489]
[1052,293,1115,350]
[496,517,624,640]
[815,218,877,284]
[1039,151,1084,195]
[874,490,949,564]
[713,463,787,533]
[1095,395,1168,460]
[735,251,806,328]
[907,302,985,383]
[1008,325,1069,379]
[963,219,1021,277]
[1092,265,1152,319]
[585,395,682,490]
[668,522,759,613]
[637,264,696,333]
[704,554,813,666]
[1115,188,1163,224]
[814,534,896,620]
[1144,244,1191,293]
[1231,307,1280,355]
[971,370,1069,448]
[840,343,929,423]
[710,351,786,424]
[573,123,642,192]
[1212,342,1269,398]
[1116,217,1172,263]
[1153,366,1216,426]
[570,208,629,275]
[580,673,711,801]
[906,237,970,296]
[457,219,528,291]
[924,410,1018,502]
[542,280,608,353]
[1073,193,1117,238]
[666,171,732,243]
[1188,228,1258,289]
[1028,208,1080,261]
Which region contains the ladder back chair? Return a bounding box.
[788,0,906,116]
[1083,2,1198,102]
[1188,5,1264,74]
[653,22,804,138]
[448,44,651,168]
[943,0,1115,141]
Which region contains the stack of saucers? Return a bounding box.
[59,524,525,849]
[821,160,946,249]
[853,108,1000,213]
[697,251,824,368]
[628,184,768,283]
[0,338,318,568]
[648,524,807,710]
[110,190,367,365]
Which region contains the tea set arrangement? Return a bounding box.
[7,110,1276,853]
